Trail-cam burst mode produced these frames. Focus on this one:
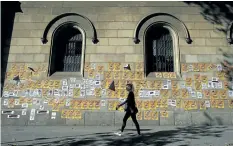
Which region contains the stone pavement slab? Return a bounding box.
[1,126,233,146]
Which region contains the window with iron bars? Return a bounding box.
[63,34,82,72]
[145,26,174,74]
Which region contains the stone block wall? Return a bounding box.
[1,1,233,126]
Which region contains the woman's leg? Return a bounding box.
[121,112,131,132]
[131,113,141,135]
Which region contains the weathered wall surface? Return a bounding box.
[1,1,233,126]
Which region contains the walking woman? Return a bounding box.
[114,83,141,136]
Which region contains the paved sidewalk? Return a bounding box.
[1,126,233,146]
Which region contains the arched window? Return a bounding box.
[49,23,85,76]
[145,25,174,75]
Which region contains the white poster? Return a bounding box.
[22,109,27,115]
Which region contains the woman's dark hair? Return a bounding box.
[126,83,133,89]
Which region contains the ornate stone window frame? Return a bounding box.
[133,13,192,79]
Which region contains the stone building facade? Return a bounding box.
[1,1,233,126]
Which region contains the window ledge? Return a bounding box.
[48,72,83,80]
[145,72,182,80]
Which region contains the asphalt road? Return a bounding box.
[1,126,233,146]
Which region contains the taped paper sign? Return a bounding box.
[151,111,159,120]
[22,109,27,115]
[144,110,151,120]
[51,112,56,119]
[3,99,8,106]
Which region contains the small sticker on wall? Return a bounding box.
[3,99,8,106]
[22,103,28,108]
[51,112,56,119]
[101,100,106,107]
[7,115,20,119]
[22,109,27,115]
[2,110,14,114]
[197,92,203,99]
[14,99,20,105]
[217,64,222,71]
[205,100,210,108]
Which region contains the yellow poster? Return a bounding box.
[162,72,170,78]
[228,100,233,108]
[73,88,80,98]
[169,72,177,78]
[161,99,168,108]
[149,100,157,110]
[88,100,95,110]
[210,90,218,99]
[199,63,206,72]
[151,111,159,120]
[108,101,116,111]
[160,110,168,118]
[52,103,60,111]
[201,75,208,84]
[135,62,143,71]
[94,100,100,110]
[219,90,227,99]
[113,71,121,80]
[88,69,95,79]
[113,62,121,71]
[61,109,68,119]
[183,100,190,110]
[140,80,147,88]
[119,89,127,98]
[76,100,82,109]
[223,81,229,90]
[206,63,216,71]
[185,77,192,86]
[176,99,182,108]
[135,72,143,80]
[181,89,189,98]
[119,80,127,89]
[157,99,161,108]
[193,63,199,72]
[94,88,101,97]
[217,100,224,109]
[210,100,217,108]
[83,100,89,110]
[190,100,198,110]
[84,62,90,72]
[68,110,74,119]
[155,72,162,78]
[171,81,179,90]
[144,110,151,120]
[108,62,114,71]
[203,90,210,99]
[104,71,113,79]
[129,72,135,80]
[155,81,162,89]
[199,100,206,110]
[97,65,104,74]
[136,100,143,110]
[217,72,226,80]
[194,74,201,81]
[114,80,120,89]
[101,80,106,89]
[147,81,155,89]
[181,64,187,73]
[136,111,142,120]
[8,98,15,108]
[105,80,113,89]
[172,90,180,98]
[160,90,170,99]
[122,71,129,80]
[142,100,150,110]
[195,81,202,91]
[74,110,82,119]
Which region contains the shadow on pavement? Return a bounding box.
[6,125,227,146]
